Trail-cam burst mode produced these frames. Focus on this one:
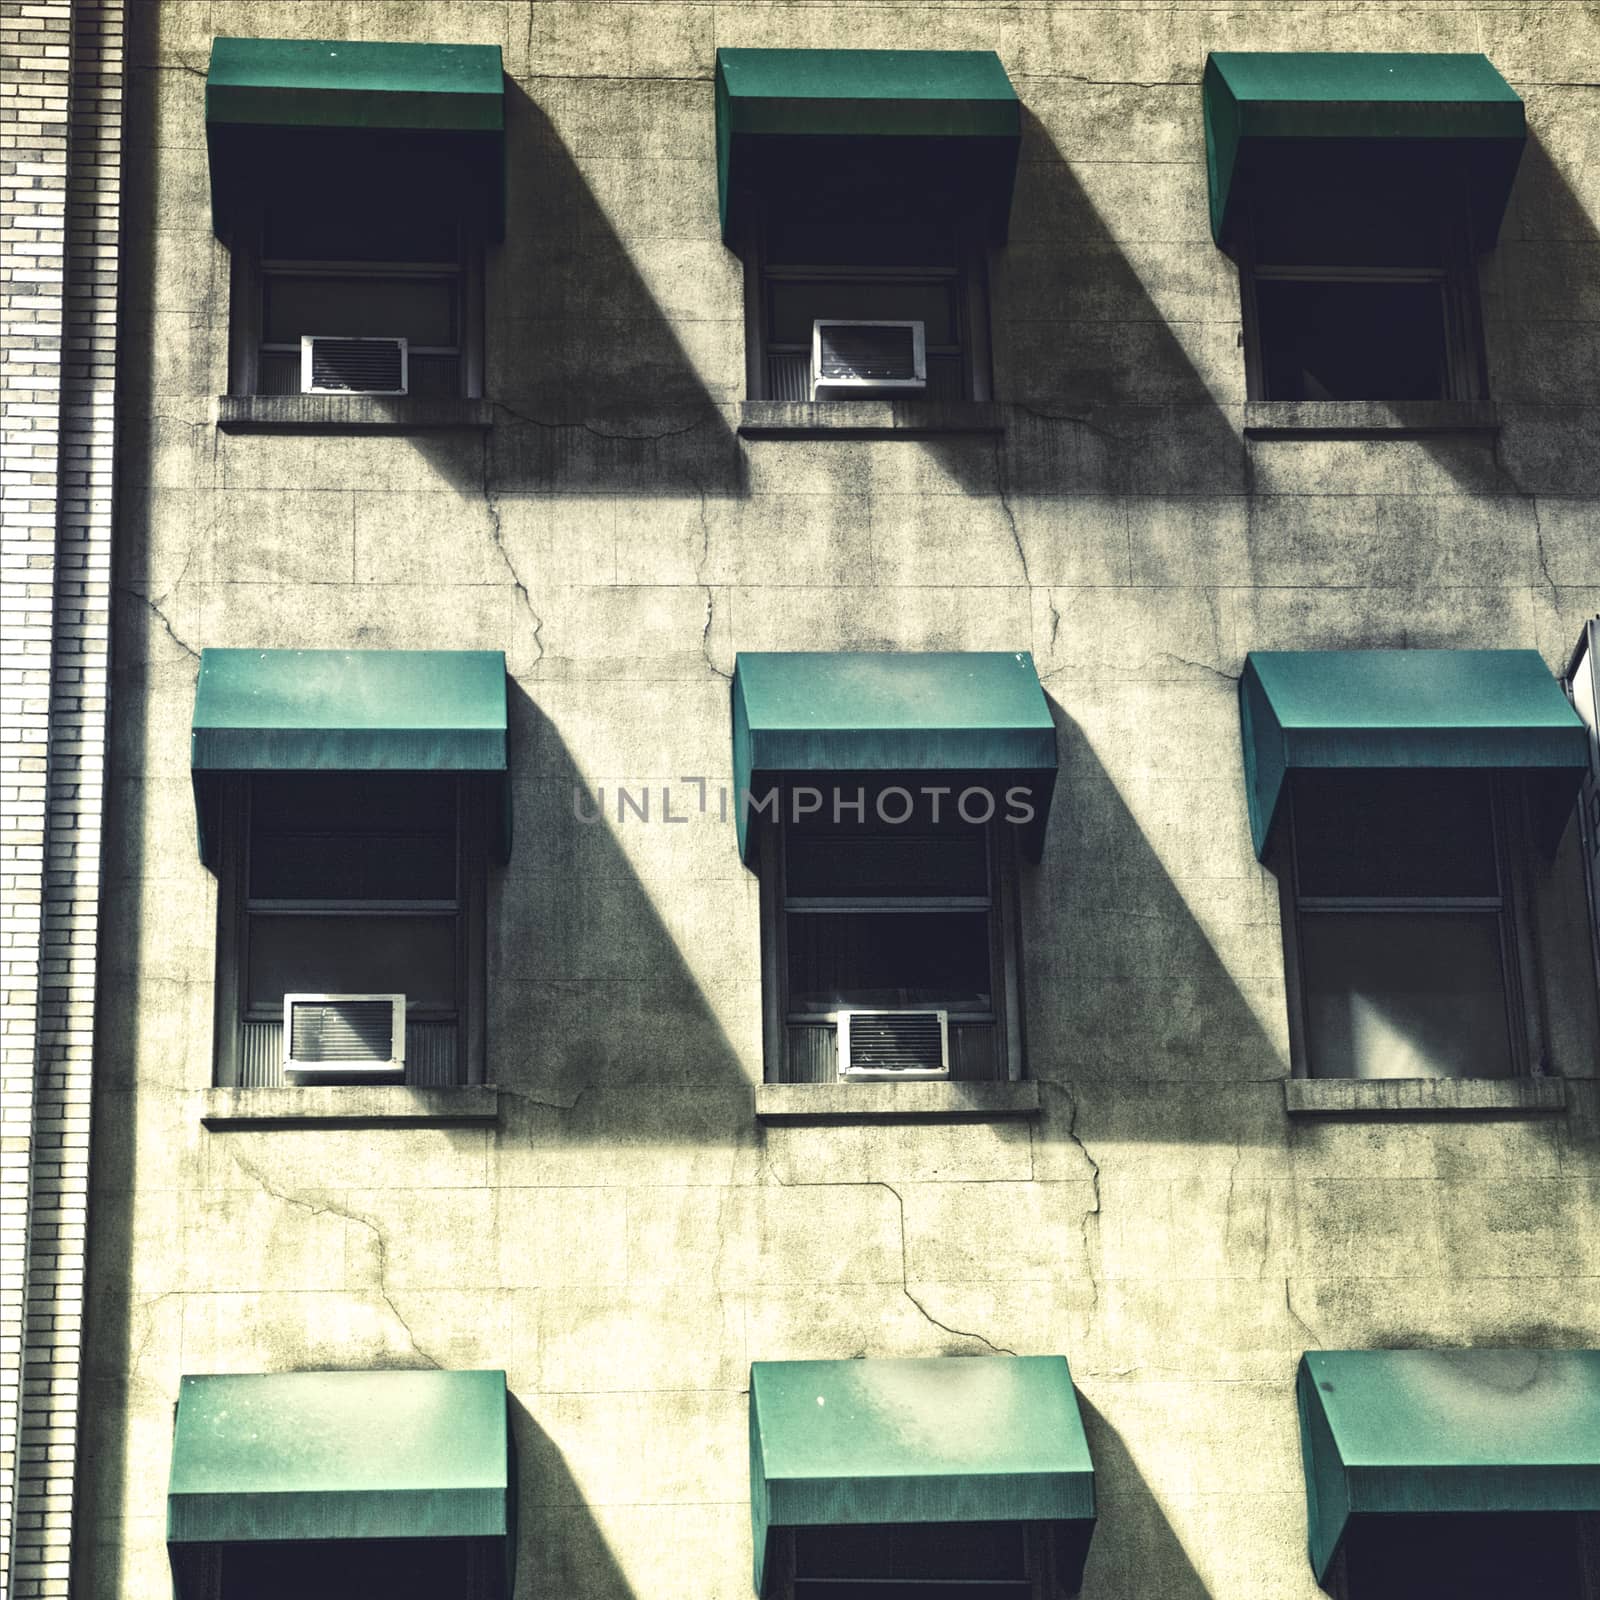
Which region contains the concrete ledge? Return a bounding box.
[202,1086,500,1127]
[1284,1077,1567,1117]
[1243,401,1500,439]
[215,396,495,433]
[738,401,1004,439]
[755,1081,1041,1121]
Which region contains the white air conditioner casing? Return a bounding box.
[301,335,408,396]
[810,319,927,400]
[283,993,406,1084]
[837,1009,950,1080]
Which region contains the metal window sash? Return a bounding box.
[245,900,462,915]
[1287,774,1529,1074]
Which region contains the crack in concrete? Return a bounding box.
[119,583,199,661]
[1157,653,1240,683]
[993,436,1032,588]
[1014,403,1129,441]
[491,396,718,443]
[1531,496,1560,600]
[497,1083,590,1114]
[1284,1279,1321,1350]
[756,1151,1018,1356]
[481,434,544,673]
[691,485,731,681]
[228,1152,442,1369]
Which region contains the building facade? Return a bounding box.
[4,2,1600,1598]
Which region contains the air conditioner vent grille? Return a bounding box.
[838,1009,949,1079]
[289,998,396,1063]
[810,320,927,399]
[818,324,919,382]
[303,336,407,395]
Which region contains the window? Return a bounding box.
[742,177,993,402]
[1237,150,1488,402]
[773,1523,1044,1600]
[1275,770,1535,1078]
[213,772,489,1085]
[227,148,484,398]
[759,782,1023,1082]
[203,1538,499,1600]
[1328,1511,1600,1600]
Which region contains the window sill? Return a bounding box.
[1284,1077,1566,1117]
[215,396,495,434]
[201,1085,500,1128]
[738,401,1004,440]
[754,1080,1040,1122]
[1242,401,1500,439]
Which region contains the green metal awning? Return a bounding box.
[730,651,1058,862]
[167,1369,513,1545]
[1297,1350,1600,1583]
[191,648,510,865]
[714,49,1021,243]
[205,37,505,235]
[1203,52,1525,248]
[1239,649,1588,859]
[749,1357,1096,1597]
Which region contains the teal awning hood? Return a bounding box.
[730,651,1058,862]
[1297,1350,1600,1583]
[191,648,510,865]
[749,1356,1096,1597]
[1239,649,1587,858]
[714,48,1021,243]
[205,37,505,235]
[167,1369,513,1556]
[1203,52,1525,248]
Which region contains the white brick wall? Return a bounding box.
[0,0,123,1593]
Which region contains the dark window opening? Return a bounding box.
[216,772,486,1086]
[793,1522,1032,1600]
[1254,278,1450,402]
[764,780,1021,1083]
[1284,771,1520,1079]
[228,142,483,398]
[744,179,989,402]
[1338,1511,1592,1600]
[219,1536,494,1600]
[1238,146,1486,403]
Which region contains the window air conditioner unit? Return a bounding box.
[810,320,926,400]
[283,993,406,1084]
[301,335,408,396]
[837,1009,950,1080]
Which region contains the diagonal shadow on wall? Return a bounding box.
[413,82,745,502]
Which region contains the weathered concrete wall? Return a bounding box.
[84,4,1600,1599]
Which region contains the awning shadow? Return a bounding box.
[985,105,1244,502]
[413,82,744,500]
[1074,1395,1213,1600]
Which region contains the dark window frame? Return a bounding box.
[212,772,489,1086]
[1273,772,1546,1079]
[740,194,994,403]
[227,204,485,399]
[754,797,1025,1084]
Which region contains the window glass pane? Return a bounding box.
[1293,771,1498,899]
[795,1524,1028,1581]
[768,281,956,347]
[767,219,959,269]
[264,206,460,265]
[246,914,456,1012]
[795,1583,1032,1600]
[787,910,991,1011]
[1342,1511,1584,1600]
[250,775,456,901]
[786,830,988,899]
[1300,912,1512,1078]
[222,1536,474,1600]
[263,275,457,347]
[1255,278,1448,401]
